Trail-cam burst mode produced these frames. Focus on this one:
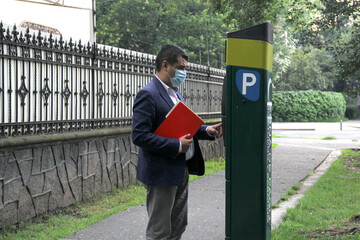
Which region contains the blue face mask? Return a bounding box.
[168,64,187,87]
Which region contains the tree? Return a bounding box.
[96,0,117,17]
[96,0,360,94]
[308,1,360,95]
[335,22,360,96]
[96,0,228,67]
[276,48,338,91]
[276,0,360,94]
[272,16,298,86]
[294,0,360,48]
[207,0,278,29]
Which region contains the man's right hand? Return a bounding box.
[179,134,193,153]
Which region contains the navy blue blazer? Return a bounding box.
[132,76,214,186]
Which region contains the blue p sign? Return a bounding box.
[236,70,260,101]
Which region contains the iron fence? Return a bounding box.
[0,23,225,138]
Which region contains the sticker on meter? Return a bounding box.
[236,69,260,101]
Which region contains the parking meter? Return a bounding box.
[224,22,273,240]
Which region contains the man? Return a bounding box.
[132,44,222,240]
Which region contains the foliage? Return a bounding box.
[288,0,360,95]
[207,0,278,29]
[96,0,117,17]
[285,0,323,30]
[96,0,228,67]
[345,104,360,119]
[297,0,360,47]
[275,47,338,91]
[335,23,360,96]
[272,16,298,84]
[96,0,360,95]
[272,90,346,122]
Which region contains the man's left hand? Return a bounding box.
[207,123,223,138]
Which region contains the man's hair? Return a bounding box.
[155,44,188,72]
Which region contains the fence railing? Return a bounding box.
[0,23,225,138]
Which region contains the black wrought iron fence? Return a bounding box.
[0,23,225,138]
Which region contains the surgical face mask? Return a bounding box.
[167,64,187,87]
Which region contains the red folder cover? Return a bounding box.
[154,101,204,139]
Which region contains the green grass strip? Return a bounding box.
[322,135,337,140]
[272,149,360,240]
[273,134,340,141]
[312,117,349,122]
[272,134,321,140]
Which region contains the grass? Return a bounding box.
[0,157,226,240]
[292,182,301,191]
[287,188,296,196]
[275,117,348,123]
[273,134,339,141]
[312,117,349,122]
[0,185,147,240]
[280,187,297,202]
[284,118,349,123]
[273,182,303,209]
[189,157,225,182]
[280,194,291,201]
[322,136,338,140]
[272,134,320,140]
[272,149,360,240]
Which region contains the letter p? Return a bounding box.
[236,69,260,101]
[242,73,256,95]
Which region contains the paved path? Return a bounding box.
[63,121,360,240]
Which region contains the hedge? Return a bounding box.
[345,104,360,119]
[272,90,346,122]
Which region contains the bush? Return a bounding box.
[345,104,360,119]
[272,90,346,122]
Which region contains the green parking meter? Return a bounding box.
[224,22,273,240]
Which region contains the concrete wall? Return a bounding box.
[0,127,224,227]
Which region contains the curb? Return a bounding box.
[271,149,342,230]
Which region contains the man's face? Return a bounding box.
[168,56,187,78]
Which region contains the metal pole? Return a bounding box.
[340,120,343,131]
[206,21,210,67]
[199,50,202,65]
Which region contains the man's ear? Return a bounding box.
[162,60,168,71]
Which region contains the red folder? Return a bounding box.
[154,101,204,139]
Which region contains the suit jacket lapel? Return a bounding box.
[153,77,174,109]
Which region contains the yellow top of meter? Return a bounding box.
[226,38,273,72]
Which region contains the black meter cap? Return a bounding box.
[227,22,273,45]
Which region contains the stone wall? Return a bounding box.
[0,128,224,227]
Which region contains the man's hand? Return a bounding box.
[207,123,223,138]
[179,134,193,153]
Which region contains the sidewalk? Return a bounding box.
[64,121,360,240]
